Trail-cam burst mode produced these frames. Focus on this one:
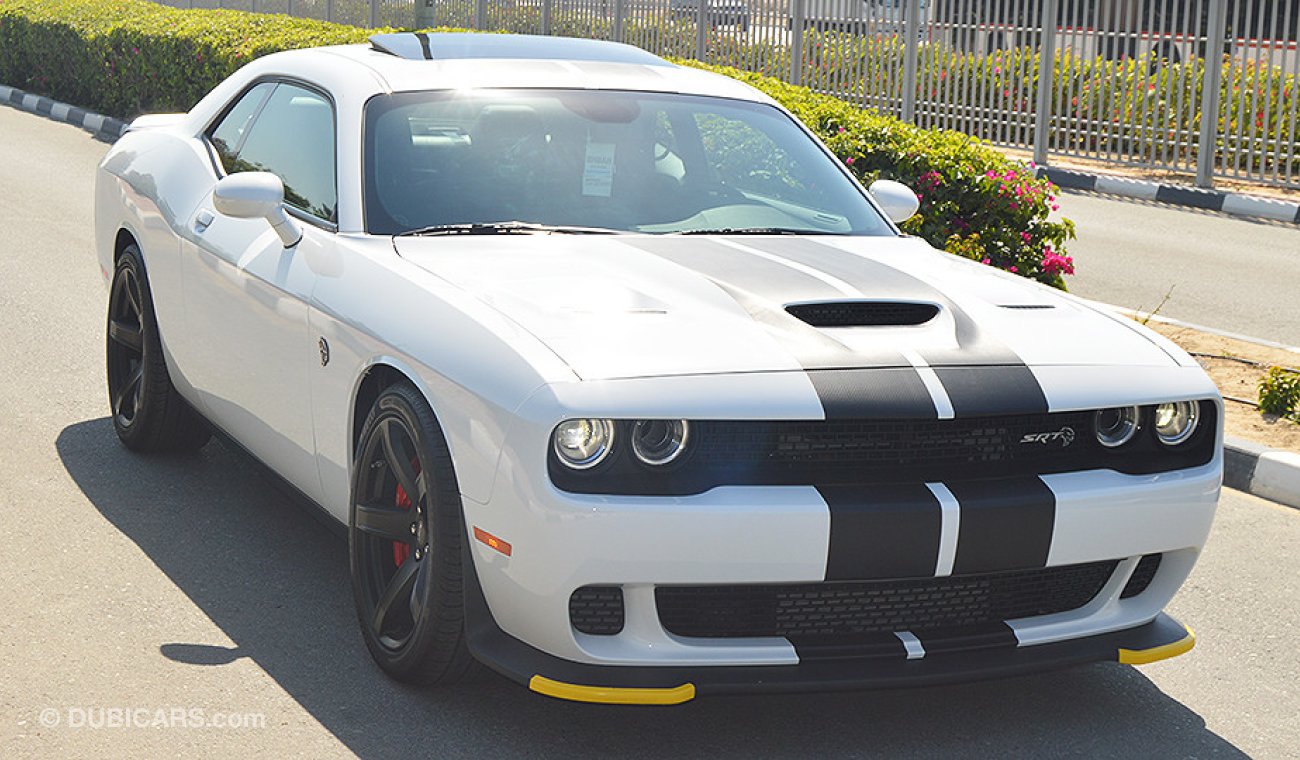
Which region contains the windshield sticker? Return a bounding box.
[582,142,616,197]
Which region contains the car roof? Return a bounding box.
[288,33,776,104]
[368,32,671,66]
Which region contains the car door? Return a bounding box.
[180,80,338,502]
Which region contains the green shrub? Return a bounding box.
[0,0,383,114]
[0,0,1074,285]
[1259,367,1300,422]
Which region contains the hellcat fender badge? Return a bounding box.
[319,337,330,367]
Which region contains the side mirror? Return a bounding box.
[869,179,921,224]
[212,172,302,248]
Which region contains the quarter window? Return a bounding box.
[208,82,337,223]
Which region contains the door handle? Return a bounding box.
[194,209,215,233]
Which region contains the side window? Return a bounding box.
[208,82,337,223]
[209,82,275,173]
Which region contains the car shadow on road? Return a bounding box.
[57,417,1248,759]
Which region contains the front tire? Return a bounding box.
[106,245,210,452]
[350,382,475,685]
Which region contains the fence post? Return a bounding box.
[901,0,921,122]
[369,0,378,28]
[613,0,625,43]
[789,0,804,86]
[475,0,487,29]
[415,0,438,29]
[287,0,293,17]
[1196,0,1229,189]
[326,0,334,23]
[1032,0,1057,166]
[543,0,552,35]
[695,0,707,61]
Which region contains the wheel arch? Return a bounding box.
[113,228,139,262]
[348,358,456,470]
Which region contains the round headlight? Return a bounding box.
[631,420,690,466]
[1095,406,1140,448]
[1154,401,1199,446]
[553,419,615,469]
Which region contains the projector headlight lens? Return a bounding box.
[1095,406,1140,448]
[631,420,690,465]
[1154,401,1199,446]
[553,419,615,469]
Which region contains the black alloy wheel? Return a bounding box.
[350,382,475,685]
[106,245,210,452]
[107,257,147,431]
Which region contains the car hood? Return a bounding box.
[394,234,1178,381]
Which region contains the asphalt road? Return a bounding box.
[1058,190,1300,347]
[2,105,1298,758]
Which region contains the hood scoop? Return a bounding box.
[786,301,940,328]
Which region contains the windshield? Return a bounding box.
[363,89,893,236]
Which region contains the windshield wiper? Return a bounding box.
[674,227,843,236]
[396,221,622,237]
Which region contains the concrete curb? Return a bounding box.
[1037,166,1300,225]
[1224,437,1300,510]
[0,84,129,142]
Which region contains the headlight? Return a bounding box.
[1095,406,1140,448]
[631,420,690,465]
[553,419,615,469]
[1154,401,1200,446]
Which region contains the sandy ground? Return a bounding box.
[1146,321,1300,453]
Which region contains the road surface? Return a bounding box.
[1,105,1297,758]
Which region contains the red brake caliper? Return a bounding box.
[392,458,420,566]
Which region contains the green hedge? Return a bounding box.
[0,0,1074,286]
[0,0,380,115]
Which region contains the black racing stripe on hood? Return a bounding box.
[808,369,937,419]
[947,477,1056,574]
[819,483,943,581]
[619,237,848,305]
[738,237,1050,415]
[737,237,1025,367]
[933,366,1048,417]
[620,238,926,388]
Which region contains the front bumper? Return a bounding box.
[458,372,1221,696]
[463,548,1195,704]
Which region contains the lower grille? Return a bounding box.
[1120,553,1163,599]
[569,586,625,635]
[656,560,1119,639]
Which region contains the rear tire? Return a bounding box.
[350,381,476,685]
[106,245,210,453]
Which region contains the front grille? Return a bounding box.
[699,414,1091,471]
[549,403,1217,496]
[1120,553,1163,599]
[569,586,625,635]
[656,560,1119,639]
[786,301,939,327]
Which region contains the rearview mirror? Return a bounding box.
[869,179,921,224]
[212,172,302,248]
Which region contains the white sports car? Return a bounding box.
[95,33,1221,704]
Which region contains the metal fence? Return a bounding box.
[155,0,1300,189]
